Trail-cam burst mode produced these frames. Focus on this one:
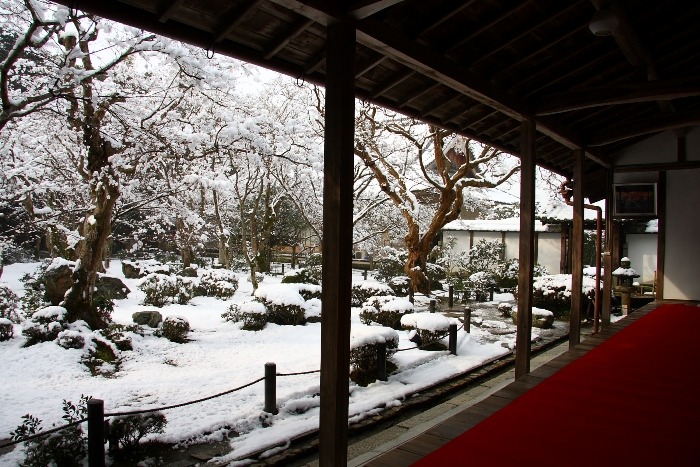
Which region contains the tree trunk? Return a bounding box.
[405,243,431,294]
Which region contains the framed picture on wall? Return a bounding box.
[613,183,657,217]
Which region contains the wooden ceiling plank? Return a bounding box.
[587,110,700,146]
[420,92,457,118]
[445,0,534,55]
[414,0,479,39]
[397,82,442,108]
[264,17,315,59]
[355,54,388,78]
[469,2,582,68]
[536,78,700,115]
[349,0,409,19]
[371,69,414,98]
[157,0,184,23]
[214,0,266,43]
[304,48,327,74]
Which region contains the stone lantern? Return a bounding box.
[612,257,640,315]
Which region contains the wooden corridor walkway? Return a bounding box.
[358,301,699,466]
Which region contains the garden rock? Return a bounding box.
[44,262,74,305]
[96,275,131,300]
[132,310,163,328]
[511,307,554,329]
[179,266,198,277]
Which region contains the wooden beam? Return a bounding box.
[614,160,700,173]
[264,18,315,59]
[587,110,700,146]
[415,0,478,38]
[213,0,265,43]
[354,54,387,78]
[371,69,414,98]
[348,0,407,19]
[536,78,700,116]
[397,82,442,108]
[569,149,584,348]
[515,120,536,378]
[319,19,355,467]
[157,0,184,22]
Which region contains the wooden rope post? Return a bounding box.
[264,362,278,414]
[87,399,105,467]
[376,343,387,382]
[448,284,454,308]
[448,324,457,355]
[464,307,471,333]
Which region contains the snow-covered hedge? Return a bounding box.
[0,284,20,323]
[359,296,414,330]
[400,312,451,350]
[22,306,68,346]
[349,325,399,386]
[387,275,410,296]
[197,269,239,299]
[280,267,319,286]
[464,271,496,302]
[351,280,393,307]
[159,316,190,343]
[516,274,596,317]
[0,317,13,341]
[254,283,322,326]
[223,301,267,331]
[137,274,196,306]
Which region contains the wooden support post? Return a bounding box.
[602,169,613,328]
[656,171,666,299]
[377,342,387,382]
[448,284,454,308]
[570,149,584,348]
[448,324,457,355]
[463,307,471,333]
[264,362,278,414]
[429,299,436,313]
[87,399,105,467]
[319,19,355,467]
[515,120,536,378]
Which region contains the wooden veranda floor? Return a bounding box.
[359,300,700,466]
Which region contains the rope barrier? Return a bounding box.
[105,377,266,417]
[277,369,321,377]
[395,323,464,352]
[0,419,86,449]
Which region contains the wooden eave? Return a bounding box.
[52,0,700,199]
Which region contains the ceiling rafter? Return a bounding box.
[536,78,700,116]
[264,18,315,59]
[586,110,700,146]
[213,0,266,43]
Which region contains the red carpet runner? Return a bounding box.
[413,304,700,466]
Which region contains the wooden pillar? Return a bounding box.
[656,171,666,299]
[569,150,584,347]
[515,120,536,378]
[319,19,355,467]
[602,169,613,328]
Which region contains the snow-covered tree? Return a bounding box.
[354,106,519,293]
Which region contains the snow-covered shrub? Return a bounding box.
[465,239,504,278]
[387,275,410,296]
[174,277,196,304]
[254,283,316,326]
[425,262,446,288]
[121,259,170,279]
[464,271,496,302]
[400,312,451,351]
[373,247,406,282]
[223,302,267,331]
[109,412,167,452]
[0,318,13,341]
[494,259,547,290]
[349,325,399,386]
[351,280,394,306]
[304,297,322,323]
[11,395,90,466]
[159,316,190,343]
[19,262,50,316]
[359,296,414,330]
[498,302,513,317]
[197,269,239,298]
[99,323,139,352]
[22,306,68,346]
[57,328,86,350]
[281,267,319,285]
[304,253,323,283]
[0,284,20,323]
[517,274,596,318]
[511,306,555,329]
[138,274,177,307]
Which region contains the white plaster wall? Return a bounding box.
[663,168,700,300]
[504,232,519,260]
[473,232,501,245]
[625,234,658,284]
[537,233,562,274]
[443,230,471,255]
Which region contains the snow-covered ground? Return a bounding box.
[0,260,512,464]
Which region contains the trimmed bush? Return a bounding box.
[349,325,399,386]
[22,306,68,346]
[359,296,413,329]
[464,271,496,302]
[516,274,596,318]
[159,316,190,343]
[387,276,410,296]
[254,283,322,326]
[223,302,267,331]
[351,280,394,306]
[109,412,167,451]
[0,318,13,341]
[197,269,239,298]
[0,284,20,323]
[174,277,196,304]
[400,312,451,351]
[281,267,319,285]
[138,274,177,307]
